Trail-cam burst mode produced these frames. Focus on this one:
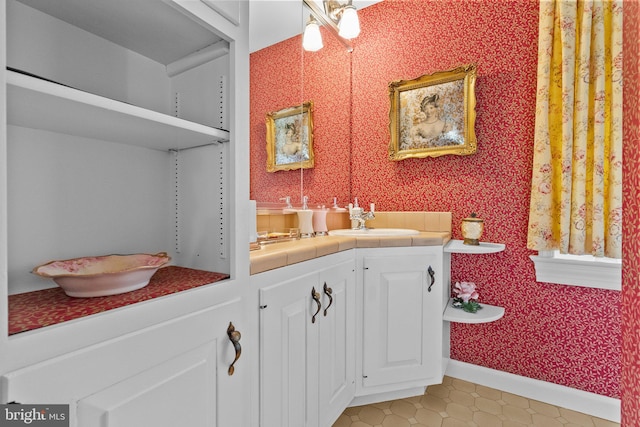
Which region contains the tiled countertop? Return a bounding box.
[250,232,451,275]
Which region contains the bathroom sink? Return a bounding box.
[328,228,420,237]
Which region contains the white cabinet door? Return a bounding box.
[3,299,245,427]
[77,343,217,427]
[260,272,319,427]
[259,257,356,427]
[318,260,356,427]
[362,249,442,389]
[76,299,244,427]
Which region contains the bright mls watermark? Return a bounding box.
[0,405,69,426]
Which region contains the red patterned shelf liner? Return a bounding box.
[8,266,230,335]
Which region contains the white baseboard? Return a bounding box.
[445,359,620,423]
[350,386,426,407]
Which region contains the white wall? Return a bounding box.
[7,126,173,294]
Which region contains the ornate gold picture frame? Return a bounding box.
[266,101,315,172]
[388,64,477,161]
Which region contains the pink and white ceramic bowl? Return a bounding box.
[32,252,171,297]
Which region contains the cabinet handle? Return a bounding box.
[323,282,333,316]
[311,287,322,323]
[427,266,435,292]
[227,322,242,376]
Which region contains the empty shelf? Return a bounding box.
[7,69,229,151]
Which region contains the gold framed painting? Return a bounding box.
[388,64,477,161]
[266,101,315,172]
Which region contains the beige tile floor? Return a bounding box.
[333,376,619,427]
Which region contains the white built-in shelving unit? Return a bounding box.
[0,1,253,424]
[1,0,250,367]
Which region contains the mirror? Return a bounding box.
[249,1,305,207]
[300,1,352,209]
[249,1,352,209]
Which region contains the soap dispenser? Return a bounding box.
[313,205,329,236]
[297,196,314,238]
[349,197,363,229]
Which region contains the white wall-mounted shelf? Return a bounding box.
[444,239,505,254]
[443,299,505,324]
[6,70,230,151]
[444,239,506,324]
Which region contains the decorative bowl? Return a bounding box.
[32,252,171,297]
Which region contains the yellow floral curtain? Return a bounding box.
[527,0,623,258]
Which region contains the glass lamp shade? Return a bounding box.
[303,21,324,51]
[338,6,360,39]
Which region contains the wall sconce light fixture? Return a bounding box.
[331,3,360,39]
[302,0,360,52]
[303,15,324,51]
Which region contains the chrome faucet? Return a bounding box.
[279,196,293,208]
[349,198,375,230]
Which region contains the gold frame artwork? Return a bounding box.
[266,101,315,172]
[388,64,477,161]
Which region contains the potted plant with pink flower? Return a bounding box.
[452,281,482,313]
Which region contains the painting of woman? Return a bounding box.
[409,94,453,145]
[388,64,477,160]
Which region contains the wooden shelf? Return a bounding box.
[443,299,505,324]
[444,239,505,254]
[6,70,229,151]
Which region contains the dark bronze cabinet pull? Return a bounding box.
[227,322,241,376]
[311,287,322,323]
[323,282,333,316]
[427,266,435,292]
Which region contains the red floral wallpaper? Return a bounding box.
[622,0,640,424]
[250,0,634,402]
